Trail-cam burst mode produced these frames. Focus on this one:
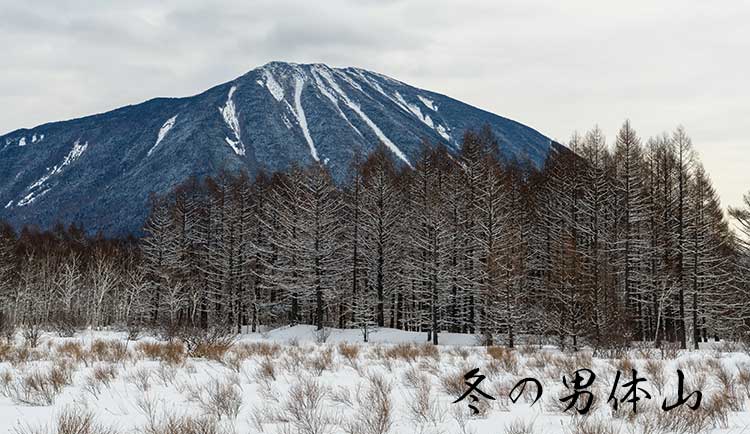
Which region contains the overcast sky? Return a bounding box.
[1,0,748,210]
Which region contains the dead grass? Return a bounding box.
[277,377,334,434]
[55,341,86,364]
[19,370,60,405]
[343,374,393,434]
[439,369,466,396]
[187,379,243,420]
[84,364,118,397]
[487,347,519,374]
[126,367,152,392]
[337,342,360,368]
[383,343,439,362]
[564,416,621,434]
[406,372,447,426]
[89,340,128,363]
[141,413,224,434]
[305,347,334,376]
[503,418,536,434]
[15,407,119,434]
[644,359,665,394]
[135,341,185,365]
[255,356,277,382]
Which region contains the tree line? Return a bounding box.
[0,121,748,350]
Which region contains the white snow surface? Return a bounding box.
[0,327,747,433]
[262,68,285,102]
[292,77,319,161]
[219,86,246,156]
[243,324,479,345]
[148,115,178,157]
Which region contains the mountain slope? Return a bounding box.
[0,61,557,235]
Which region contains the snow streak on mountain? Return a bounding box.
[0,62,557,234]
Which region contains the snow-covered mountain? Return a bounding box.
[0,61,559,235]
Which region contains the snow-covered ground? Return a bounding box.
[2,325,749,433]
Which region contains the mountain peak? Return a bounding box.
[0,62,556,235]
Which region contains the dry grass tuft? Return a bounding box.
[85,364,118,396]
[195,379,243,420]
[337,342,360,368]
[56,341,86,364]
[439,369,466,396]
[486,346,519,374]
[278,377,333,434]
[383,343,439,362]
[504,418,536,434]
[564,417,620,434]
[141,413,224,434]
[343,374,393,434]
[16,407,119,434]
[126,367,152,392]
[136,341,185,365]
[13,365,73,406]
[90,339,128,363]
[406,372,447,425]
[306,347,334,376]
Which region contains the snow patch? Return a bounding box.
[310,67,363,137]
[418,95,437,111]
[21,139,88,206]
[148,115,178,157]
[395,92,434,128]
[436,124,451,141]
[291,77,319,161]
[4,200,12,209]
[18,137,26,147]
[395,92,450,142]
[315,67,412,167]
[262,69,285,102]
[218,86,246,156]
[335,70,364,92]
[17,188,50,207]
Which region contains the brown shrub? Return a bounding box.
[141,413,221,434]
[306,347,334,376]
[383,343,420,362]
[136,341,185,365]
[504,418,536,434]
[337,342,360,367]
[487,346,519,374]
[56,341,86,364]
[439,369,466,396]
[16,407,119,434]
[343,374,393,434]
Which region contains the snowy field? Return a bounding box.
[1,325,749,434]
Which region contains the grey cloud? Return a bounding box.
[0,0,747,208]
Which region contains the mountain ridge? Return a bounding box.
[0,61,560,235]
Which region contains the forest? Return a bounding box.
[1,121,749,351]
